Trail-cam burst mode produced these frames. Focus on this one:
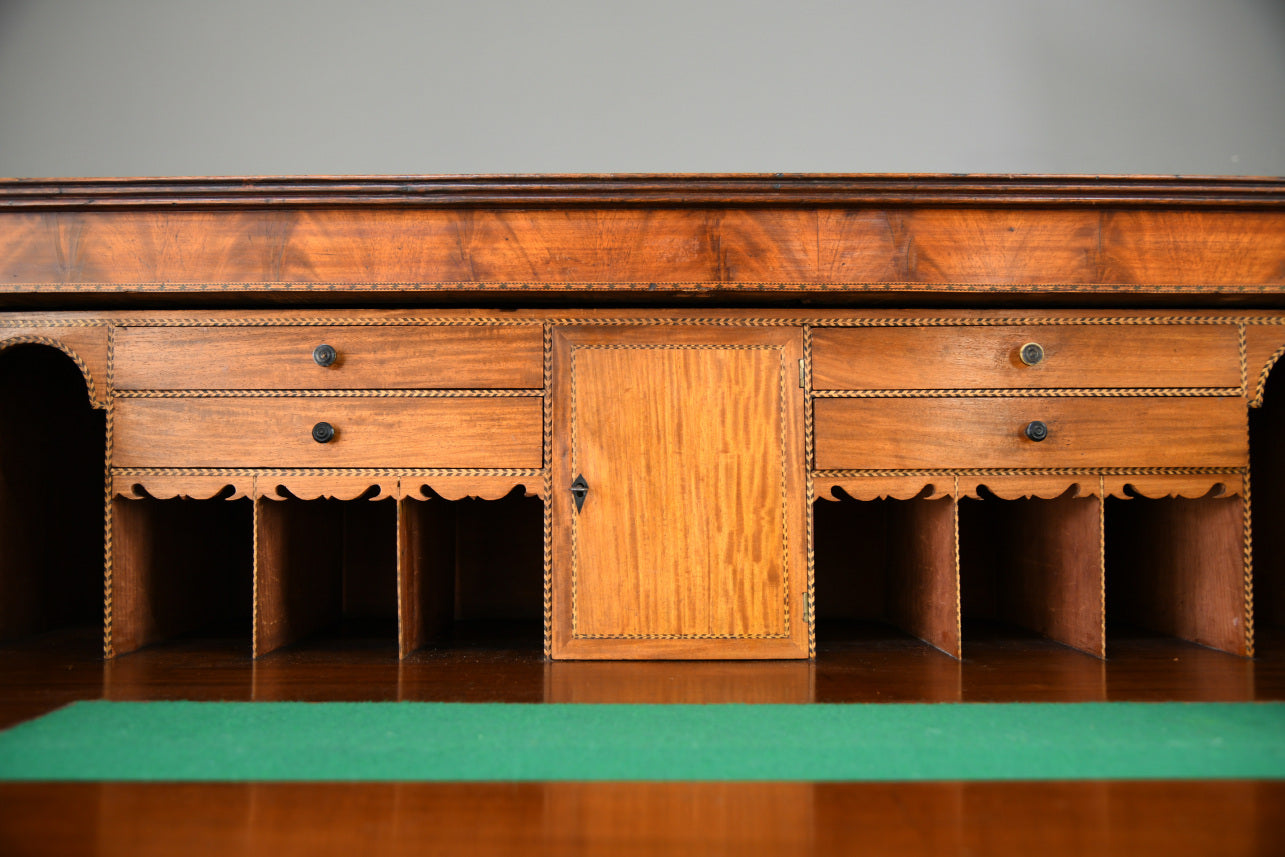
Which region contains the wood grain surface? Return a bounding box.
[886,497,962,658]
[551,325,807,659]
[3,779,1280,857]
[963,495,1106,658]
[112,397,543,469]
[397,498,456,658]
[1107,495,1249,656]
[253,499,345,657]
[114,325,544,390]
[0,325,110,407]
[2,205,1283,295]
[814,397,1247,471]
[110,497,252,657]
[4,615,1285,856]
[811,324,1240,391]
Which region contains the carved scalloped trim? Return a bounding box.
[114,473,253,501]
[959,477,1088,500]
[403,478,543,501]
[815,478,951,502]
[0,334,101,409]
[812,470,1243,502]
[1102,475,1237,500]
[258,477,399,501]
[111,468,547,501]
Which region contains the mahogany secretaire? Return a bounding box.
[2,174,1284,662]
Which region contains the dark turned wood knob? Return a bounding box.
[313,344,337,367]
[312,421,335,443]
[1019,342,1045,366]
[1025,420,1049,442]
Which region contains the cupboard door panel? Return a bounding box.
[551,326,808,659]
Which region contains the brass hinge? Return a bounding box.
[803,591,812,624]
[798,359,806,389]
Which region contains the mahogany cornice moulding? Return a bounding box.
[1,174,1284,301]
[3,174,1285,210]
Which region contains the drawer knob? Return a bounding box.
[312,421,335,444]
[1019,342,1045,366]
[1025,420,1049,442]
[313,344,338,367]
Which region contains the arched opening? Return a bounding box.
[1250,359,1285,655]
[0,343,105,650]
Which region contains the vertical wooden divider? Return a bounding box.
[253,498,344,657]
[1107,492,1248,656]
[886,496,961,659]
[396,497,457,658]
[993,495,1106,658]
[108,497,156,656]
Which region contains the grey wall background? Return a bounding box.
[1,0,1283,178]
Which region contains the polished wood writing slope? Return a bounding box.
[1,174,1284,661]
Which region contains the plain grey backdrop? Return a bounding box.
[1,0,1283,178]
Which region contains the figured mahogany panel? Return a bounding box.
[114,325,544,390]
[811,324,1240,391]
[1100,210,1285,286]
[898,209,1101,285]
[112,397,543,469]
[2,201,1283,295]
[551,325,807,659]
[814,397,1247,471]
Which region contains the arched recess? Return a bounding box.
[0,331,109,410]
[1250,354,1285,652]
[0,342,105,645]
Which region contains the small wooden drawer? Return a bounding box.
[813,397,1247,471]
[810,324,1240,391]
[113,397,543,469]
[114,325,544,390]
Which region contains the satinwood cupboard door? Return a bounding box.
[551,325,809,659]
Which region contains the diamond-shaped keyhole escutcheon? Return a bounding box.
[570,474,589,512]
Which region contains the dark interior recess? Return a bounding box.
[812,490,957,656]
[112,495,254,649]
[452,491,544,625]
[0,345,104,647]
[959,489,1103,657]
[258,488,544,657]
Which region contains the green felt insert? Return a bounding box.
[1,701,1282,782]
